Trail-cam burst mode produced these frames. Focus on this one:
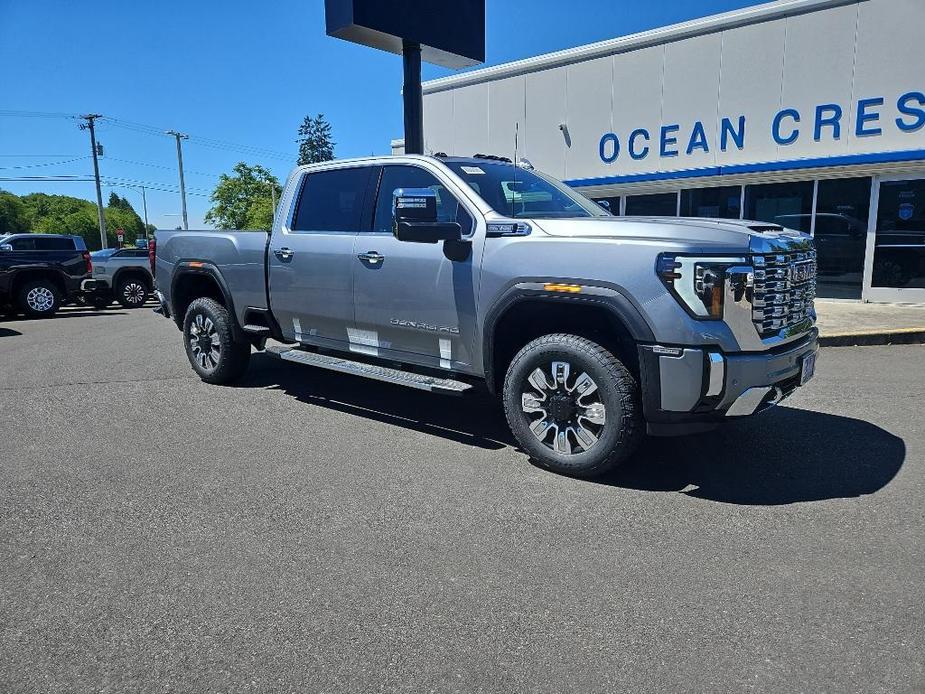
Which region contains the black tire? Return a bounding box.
[502,333,642,478]
[183,297,251,384]
[116,275,149,308]
[16,278,62,318]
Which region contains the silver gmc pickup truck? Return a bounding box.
[153,154,818,477]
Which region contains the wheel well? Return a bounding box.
[114,268,152,291]
[12,270,65,298]
[488,299,639,394]
[171,272,227,327]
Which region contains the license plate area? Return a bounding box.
[800,351,817,385]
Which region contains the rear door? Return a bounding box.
[268,165,375,348]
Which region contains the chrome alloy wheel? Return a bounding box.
[123,282,146,305]
[189,313,221,370]
[26,286,55,312]
[520,360,606,455]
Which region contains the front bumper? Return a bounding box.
[639,328,818,436]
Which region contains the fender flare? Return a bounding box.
[170,261,244,341]
[481,279,656,391]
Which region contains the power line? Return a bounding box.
[0,174,211,197]
[0,109,78,119]
[0,156,91,170]
[104,156,223,178]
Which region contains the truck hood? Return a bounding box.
[530,216,812,254]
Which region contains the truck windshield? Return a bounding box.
[445,161,607,219]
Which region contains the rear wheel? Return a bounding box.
[183,298,250,384]
[116,276,149,308]
[503,333,641,478]
[16,279,61,318]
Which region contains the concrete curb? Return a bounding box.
[819,328,925,347]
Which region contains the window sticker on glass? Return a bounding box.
[460,166,485,175]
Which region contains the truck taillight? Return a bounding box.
[82,251,92,274]
[148,237,156,278]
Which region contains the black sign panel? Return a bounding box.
[325,0,484,68]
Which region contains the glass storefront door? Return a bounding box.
[865,176,925,302]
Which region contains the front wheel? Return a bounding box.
[502,334,642,478]
[17,279,61,318]
[183,298,251,384]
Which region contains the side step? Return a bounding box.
[266,346,474,395]
[242,324,272,335]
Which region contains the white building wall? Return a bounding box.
[421,0,925,186]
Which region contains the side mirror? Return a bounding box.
[392,188,461,243]
[0,244,12,252]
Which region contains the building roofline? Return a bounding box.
[422,0,865,95]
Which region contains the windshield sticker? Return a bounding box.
[460,166,485,175]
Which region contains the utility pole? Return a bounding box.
[139,186,149,239]
[79,114,108,249]
[166,130,189,230]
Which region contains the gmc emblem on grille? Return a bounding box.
[790,260,814,283]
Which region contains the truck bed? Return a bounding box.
[154,229,270,324]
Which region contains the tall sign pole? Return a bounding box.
[401,40,424,154]
[79,114,108,249]
[166,130,189,230]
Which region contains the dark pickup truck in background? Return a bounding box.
[0,233,94,317]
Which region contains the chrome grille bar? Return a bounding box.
[751,250,817,336]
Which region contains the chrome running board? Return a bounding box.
[267,346,473,395]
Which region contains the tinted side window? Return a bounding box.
[372,165,470,234]
[35,236,74,250]
[114,249,148,257]
[10,237,36,250]
[292,167,373,232]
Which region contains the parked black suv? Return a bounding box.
[0,233,94,317]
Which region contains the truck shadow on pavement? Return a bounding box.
[0,326,22,337]
[242,353,904,506]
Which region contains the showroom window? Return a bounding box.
[813,177,872,299]
[625,192,678,216]
[872,178,925,290]
[745,181,815,232]
[680,185,741,219]
[591,196,621,215]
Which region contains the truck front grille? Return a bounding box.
[751,250,817,336]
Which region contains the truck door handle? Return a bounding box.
[357,251,384,264]
[274,247,294,261]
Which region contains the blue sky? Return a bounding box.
[0,0,765,229]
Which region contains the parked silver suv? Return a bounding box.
[153,155,818,477]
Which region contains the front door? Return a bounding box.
[864,175,925,302]
[268,165,375,348]
[351,163,482,372]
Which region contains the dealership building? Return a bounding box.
[411,0,925,301]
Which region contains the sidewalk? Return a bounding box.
[815,299,925,346]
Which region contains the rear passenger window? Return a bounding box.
[292,167,373,232]
[34,236,74,250]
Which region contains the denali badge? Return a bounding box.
[390,318,459,334]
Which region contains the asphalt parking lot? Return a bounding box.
[1,305,923,693]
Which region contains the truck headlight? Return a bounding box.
[657,254,747,319]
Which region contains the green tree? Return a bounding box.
[297,113,335,165]
[205,162,282,230]
[0,190,29,234]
